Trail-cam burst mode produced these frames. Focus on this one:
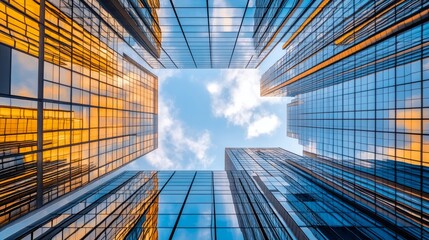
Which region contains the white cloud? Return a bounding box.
[153,69,178,87]
[144,98,213,170]
[210,0,241,32]
[206,69,283,138]
[247,114,280,138]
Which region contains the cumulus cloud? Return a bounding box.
[144,98,213,170]
[247,114,280,138]
[153,69,179,87]
[206,69,283,138]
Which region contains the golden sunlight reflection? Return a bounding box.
[0,0,158,226]
[383,108,424,166]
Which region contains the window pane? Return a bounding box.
[11,50,38,98]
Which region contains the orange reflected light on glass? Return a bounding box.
[264,8,429,96]
[282,0,331,50]
[334,0,405,45]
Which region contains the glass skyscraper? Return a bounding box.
[1,0,428,239]
[259,0,429,239]
[2,148,424,239]
[227,148,427,239]
[2,170,291,240]
[0,0,302,231]
[97,0,297,69]
[0,0,158,226]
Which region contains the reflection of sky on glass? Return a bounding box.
[182,203,212,214]
[138,0,298,68]
[172,228,212,239]
[186,194,212,203]
[177,214,213,227]
[11,50,38,98]
[215,203,236,214]
[216,228,245,240]
[159,194,186,203]
[157,214,178,227]
[158,203,182,214]
[216,214,240,227]
[145,171,263,239]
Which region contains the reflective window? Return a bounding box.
[11,49,38,98]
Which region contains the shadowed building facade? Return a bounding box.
[0,0,158,226]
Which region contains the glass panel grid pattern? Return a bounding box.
[4,148,428,239]
[226,148,426,239]
[100,0,308,69]
[9,170,292,240]
[0,0,158,227]
[256,0,429,238]
[261,0,429,96]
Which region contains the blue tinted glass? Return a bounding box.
[177,214,213,227]
[216,228,245,240]
[157,215,178,227]
[182,203,212,214]
[172,228,213,240]
[158,203,182,214]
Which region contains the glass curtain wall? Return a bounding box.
[0,0,158,226]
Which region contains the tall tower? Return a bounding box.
[259,0,429,238]
[0,0,158,226]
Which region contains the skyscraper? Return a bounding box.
[2,148,423,239]
[2,170,292,240]
[97,0,295,69]
[227,148,427,239]
[258,0,429,238]
[0,0,158,226]
[1,0,428,238]
[0,0,295,229]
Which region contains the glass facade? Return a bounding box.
[5,170,292,240]
[0,0,158,226]
[1,0,428,238]
[226,148,427,239]
[257,0,429,239]
[261,0,429,96]
[4,148,425,239]
[100,0,300,69]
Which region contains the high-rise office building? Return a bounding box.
[2,170,292,240]
[261,0,429,96]
[227,148,428,239]
[0,0,302,230]
[0,0,158,226]
[2,0,428,238]
[2,148,422,239]
[98,0,298,69]
[258,0,429,239]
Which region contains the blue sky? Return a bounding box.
[128,46,303,170]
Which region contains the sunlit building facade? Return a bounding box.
[3,0,429,238]
[258,0,429,239]
[0,0,158,226]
